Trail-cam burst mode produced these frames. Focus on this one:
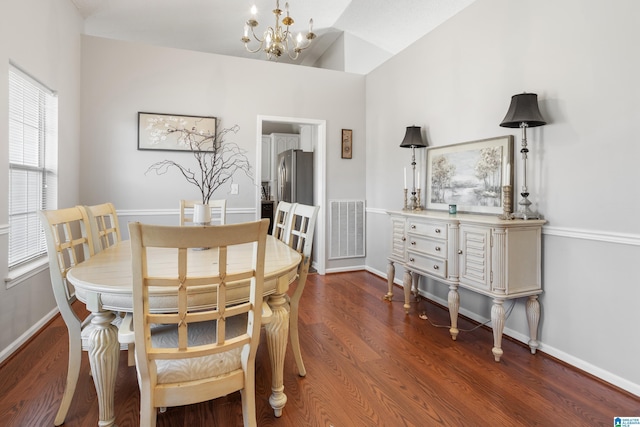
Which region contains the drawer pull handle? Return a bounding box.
[458,250,463,255]
[411,224,416,229]
[435,246,441,251]
[433,265,439,270]
[411,241,416,246]
[402,237,406,241]
[409,257,415,262]
[435,228,441,234]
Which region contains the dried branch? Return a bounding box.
[145,123,253,204]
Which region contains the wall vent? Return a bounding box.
[329,200,365,259]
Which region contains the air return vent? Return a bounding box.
[329,200,365,259]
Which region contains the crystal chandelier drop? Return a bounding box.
[241,0,316,61]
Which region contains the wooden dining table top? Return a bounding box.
[67,235,302,312]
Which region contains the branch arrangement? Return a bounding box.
[145,124,253,204]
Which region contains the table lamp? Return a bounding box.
[500,93,546,219]
[400,126,427,210]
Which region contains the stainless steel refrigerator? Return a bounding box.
[277,149,313,205]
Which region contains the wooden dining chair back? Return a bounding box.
[283,203,319,377]
[179,199,227,225]
[128,219,269,427]
[272,201,296,242]
[38,207,97,426]
[84,202,121,253]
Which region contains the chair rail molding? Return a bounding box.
[367,207,640,247]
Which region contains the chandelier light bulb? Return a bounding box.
[308,18,313,33]
[250,5,257,16]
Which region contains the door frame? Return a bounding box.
[256,115,326,275]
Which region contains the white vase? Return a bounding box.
[193,203,211,225]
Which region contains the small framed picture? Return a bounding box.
[341,129,353,159]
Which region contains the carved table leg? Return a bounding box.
[87,310,120,427]
[384,260,395,301]
[526,295,541,354]
[447,284,460,340]
[402,270,413,314]
[491,298,506,362]
[264,291,290,417]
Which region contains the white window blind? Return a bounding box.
[8,65,58,270]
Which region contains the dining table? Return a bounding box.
[67,235,302,427]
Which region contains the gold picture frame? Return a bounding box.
[341,129,353,159]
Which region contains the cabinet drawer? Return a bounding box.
[407,220,447,239]
[407,251,447,279]
[407,234,447,259]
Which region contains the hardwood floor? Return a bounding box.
[1,271,637,426]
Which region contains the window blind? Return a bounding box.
[8,65,58,269]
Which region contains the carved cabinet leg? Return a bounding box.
[264,291,290,417]
[402,270,413,314]
[447,285,460,341]
[87,310,120,427]
[384,260,395,301]
[491,299,506,362]
[526,295,541,354]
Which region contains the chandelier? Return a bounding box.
[241,0,316,61]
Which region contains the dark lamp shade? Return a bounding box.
[399,126,427,148]
[500,93,547,128]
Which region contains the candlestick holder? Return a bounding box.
[415,189,422,211]
[403,189,408,210]
[499,185,513,220]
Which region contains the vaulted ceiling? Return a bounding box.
[70,0,475,73]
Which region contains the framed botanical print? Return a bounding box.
[341,129,353,159]
[138,112,217,152]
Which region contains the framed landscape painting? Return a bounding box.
[426,135,514,215]
[138,112,217,152]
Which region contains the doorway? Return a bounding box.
[255,115,326,275]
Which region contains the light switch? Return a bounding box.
[231,184,239,195]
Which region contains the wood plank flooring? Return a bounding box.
[1,271,638,426]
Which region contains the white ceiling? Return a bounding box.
[70,0,475,71]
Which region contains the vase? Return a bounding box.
[193,203,211,225]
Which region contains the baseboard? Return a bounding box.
[0,307,59,366]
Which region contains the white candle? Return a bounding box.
[506,163,511,183]
[404,168,407,189]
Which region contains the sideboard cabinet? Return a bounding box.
[385,210,545,361]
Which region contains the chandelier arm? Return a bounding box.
[243,41,264,54]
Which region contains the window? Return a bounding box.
[8,65,58,273]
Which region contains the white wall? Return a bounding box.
[0,0,83,361]
[365,0,640,395]
[79,36,367,266]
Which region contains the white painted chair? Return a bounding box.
[179,199,227,225]
[272,201,296,242]
[281,203,319,377]
[39,206,127,426]
[85,202,121,253]
[127,219,269,427]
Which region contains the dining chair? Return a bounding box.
[127,219,269,427]
[39,207,126,426]
[84,202,121,253]
[179,199,227,225]
[282,203,319,377]
[272,201,296,242]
